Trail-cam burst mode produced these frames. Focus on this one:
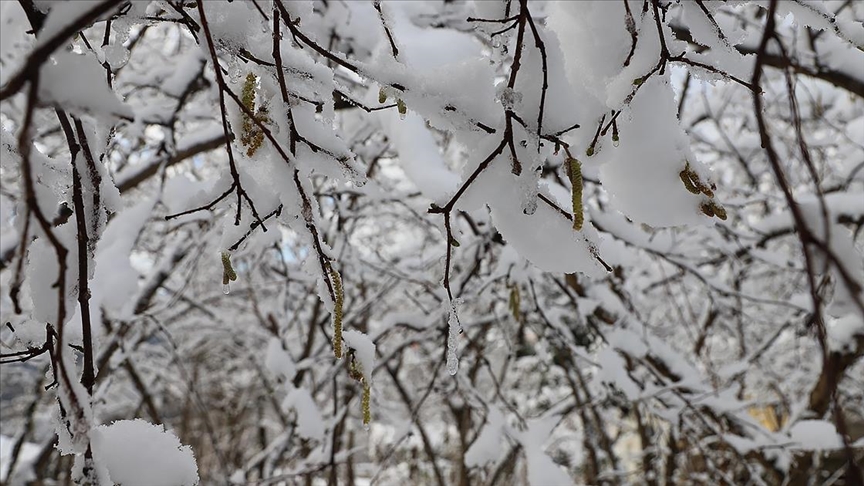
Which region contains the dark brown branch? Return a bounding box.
[373,0,399,60]
[0,0,123,101]
[57,111,95,396]
[524,4,548,146]
[751,5,863,482]
[115,133,230,193]
[195,1,266,229]
[466,15,519,24]
[0,338,50,364]
[228,205,283,251]
[385,364,447,486]
[164,183,236,220]
[622,0,639,67]
[123,358,162,424]
[669,23,864,98]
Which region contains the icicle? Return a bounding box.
[446,300,462,376]
[223,283,231,295]
[446,329,459,375]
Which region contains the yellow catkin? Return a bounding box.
[241,73,256,110]
[330,266,344,359]
[221,251,237,284]
[508,284,521,322]
[240,73,267,157]
[396,99,406,117]
[349,355,371,426]
[241,73,256,146]
[378,87,388,104]
[567,158,584,230]
[361,381,371,427]
[349,355,363,382]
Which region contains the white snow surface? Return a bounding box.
[265,337,297,381]
[827,314,864,353]
[463,407,505,467]
[281,387,325,441]
[788,420,845,450]
[518,416,573,486]
[39,51,133,119]
[91,420,198,486]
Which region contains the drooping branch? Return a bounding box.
[0,0,123,101]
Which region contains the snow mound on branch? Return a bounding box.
[266,338,296,381]
[281,388,325,441]
[91,419,198,486]
[343,330,376,383]
[377,109,459,201]
[39,51,133,119]
[788,420,845,450]
[828,314,864,353]
[460,153,607,277]
[464,407,505,467]
[518,416,572,486]
[597,77,708,227]
[92,198,155,315]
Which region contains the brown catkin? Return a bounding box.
[568,158,584,230]
[711,202,727,220]
[678,162,714,198]
[681,163,715,198]
[689,171,714,198]
[698,181,714,199]
[679,169,701,194]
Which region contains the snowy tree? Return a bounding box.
[1,0,862,485]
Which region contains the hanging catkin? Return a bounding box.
[567,158,584,230]
[221,252,237,285]
[361,382,371,427]
[329,266,344,359]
